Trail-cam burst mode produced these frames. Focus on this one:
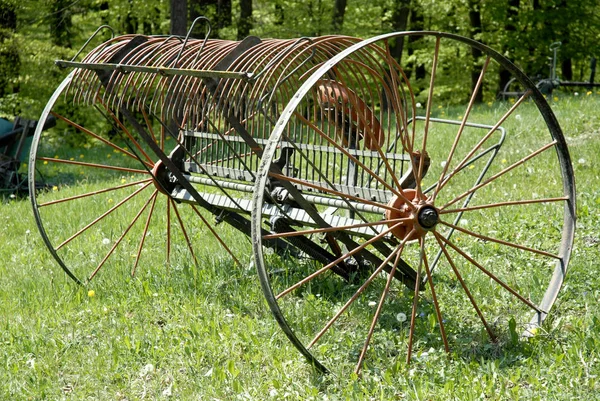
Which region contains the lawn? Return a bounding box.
[1,92,599,400]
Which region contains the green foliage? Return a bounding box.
[2,0,600,118]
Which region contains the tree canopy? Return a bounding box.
[1,0,599,119]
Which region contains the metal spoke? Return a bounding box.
[268,172,403,214]
[416,36,441,201]
[132,191,159,277]
[406,240,424,364]
[51,111,153,168]
[55,182,152,251]
[382,41,422,194]
[88,190,158,281]
[275,221,405,300]
[355,239,408,374]
[332,73,408,197]
[440,196,568,215]
[37,157,150,175]
[436,234,544,314]
[308,233,412,350]
[190,205,241,267]
[170,198,199,266]
[99,102,156,165]
[293,111,417,209]
[38,178,152,207]
[433,232,496,342]
[442,140,557,209]
[439,219,560,259]
[420,236,449,353]
[435,90,532,195]
[432,56,491,203]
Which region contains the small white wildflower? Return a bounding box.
[440,160,447,168]
[578,158,586,164]
[368,301,377,307]
[141,363,154,376]
[162,383,173,397]
[459,219,469,226]
[396,312,407,322]
[416,102,423,108]
[102,238,110,245]
[515,114,522,121]
[574,92,579,96]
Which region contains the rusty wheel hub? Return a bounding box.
[384,189,439,241]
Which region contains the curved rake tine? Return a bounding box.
[89,190,158,281]
[433,232,496,342]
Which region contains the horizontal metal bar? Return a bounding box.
[55,60,254,81]
[171,186,383,238]
[184,130,411,160]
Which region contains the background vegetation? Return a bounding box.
[1,0,600,119]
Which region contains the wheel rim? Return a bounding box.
[29,73,238,285]
[251,31,575,374]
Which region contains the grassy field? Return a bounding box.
[2,92,600,400]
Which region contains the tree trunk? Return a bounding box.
[407,6,425,80]
[389,0,410,64]
[216,0,232,31]
[382,0,410,109]
[237,0,253,40]
[0,0,19,99]
[331,0,347,33]
[499,0,519,93]
[468,0,483,103]
[49,0,73,47]
[170,0,188,36]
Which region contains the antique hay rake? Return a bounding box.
[29,24,575,374]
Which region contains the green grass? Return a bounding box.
[2,92,600,400]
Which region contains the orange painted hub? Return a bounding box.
[384,189,437,241]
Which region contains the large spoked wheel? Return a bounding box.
[251,32,575,374]
[29,73,236,285]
